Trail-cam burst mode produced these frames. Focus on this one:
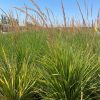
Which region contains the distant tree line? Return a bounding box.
[0,14,19,32]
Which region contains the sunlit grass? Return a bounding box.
[0,30,100,100]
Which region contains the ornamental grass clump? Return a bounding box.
[38,39,100,100]
[0,47,41,100]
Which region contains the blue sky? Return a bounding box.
[0,0,100,25]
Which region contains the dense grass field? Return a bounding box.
[0,30,100,100]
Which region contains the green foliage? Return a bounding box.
[38,34,100,100]
[0,31,100,100]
